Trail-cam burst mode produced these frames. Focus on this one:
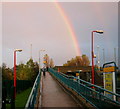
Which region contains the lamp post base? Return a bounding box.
[11,86,15,109]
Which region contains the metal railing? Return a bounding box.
[49,68,120,108]
[25,72,41,109]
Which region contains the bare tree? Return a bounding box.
[49,58,54,68]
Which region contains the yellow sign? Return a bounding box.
[105,73,113,92]
[43,61,46,63]
[103,66,115,72]
[76,73,79,76]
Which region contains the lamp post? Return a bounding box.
[91,30,103,85]
[103,48,105,64]
[114,47,117,64]
[39,49,45,73]
[14,49,22,98]
[97,46,100,67]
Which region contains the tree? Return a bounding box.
[17,59,39,80]
[17,62,28,80]
[75,56,83,66]
[2,63,7,69]
[2,63,13,80]
[33,62,39,75]
[82,54,90,66]
[2,59,39,80]
[49,58,54,68]
[25,58,38,80]
[63,55,90,67]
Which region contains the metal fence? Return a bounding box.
[25,72,41,109]
[2,80,33,98]
[49,68,120,108]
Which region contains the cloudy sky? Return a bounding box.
[2,2,118,68]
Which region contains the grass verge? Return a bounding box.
[6,87,32,108]
[15,87,32,108]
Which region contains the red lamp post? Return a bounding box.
[14,49,22,98]
[91,30,103,85]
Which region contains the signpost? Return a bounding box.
[104,73,113,92]
[103,62,117,101]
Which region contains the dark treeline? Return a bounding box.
[1,58,39,80]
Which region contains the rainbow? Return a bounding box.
[54,1,81,56]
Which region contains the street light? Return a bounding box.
[103,48,105,64]
[97,46,100,70]
[14,49,22,98]
[39,49,45,73]
[91,30,103,85]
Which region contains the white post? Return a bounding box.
[97,46,100,69]
[114,48,116,64]
[112,72,116,101]
[103,72,106,95]
[103,48,105,64]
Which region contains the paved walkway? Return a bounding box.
[40,72,81,107]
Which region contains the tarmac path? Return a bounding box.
[40,72,82,108]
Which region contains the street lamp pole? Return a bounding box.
[97,46,100,69]
[103,48,105,64]
[91,30,103,85]
[114,47,116,64]
[13,49,22,98]
[91,31,95,85]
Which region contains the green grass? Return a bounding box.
[15,87,32,108]
[6,87,32,108]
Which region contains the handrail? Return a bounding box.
[58,71,120,97]
[58,71,74,78]
[49,68,120,108]
[25,72,41,109]
[75,77,120,97]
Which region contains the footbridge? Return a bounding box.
[25,68,120,109]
